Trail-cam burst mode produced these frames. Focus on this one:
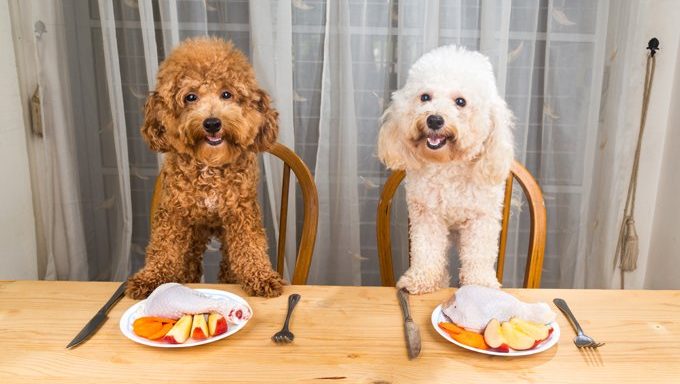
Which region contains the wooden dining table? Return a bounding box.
[0,281,678,383]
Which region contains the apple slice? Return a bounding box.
[208,313,228,337]
[509,317,550,341]
[501,321,536,350]
[191,314,209,340]
[483,319,505,349]
[161,314,192,344]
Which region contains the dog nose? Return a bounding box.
[426,115,445,130]
[203,118,222,133]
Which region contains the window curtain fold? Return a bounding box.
[9,0,89,280]
[138,0,163,169]
[586,0,646,289]
[138,0,159,92]
[249,0,298,280]
[96,0,133,281]
[308,0,363,285]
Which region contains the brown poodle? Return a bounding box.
[126,37,284,299]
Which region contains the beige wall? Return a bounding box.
[0,0,38,279]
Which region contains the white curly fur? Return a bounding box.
[378,45,514,294]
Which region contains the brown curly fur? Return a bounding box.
[126,37,284,299]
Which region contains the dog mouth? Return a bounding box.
[205,133,224,146]
[426,134,449,150]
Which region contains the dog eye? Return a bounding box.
[184,93,198,103]
[221,91,232,100]
[455,97,466,107]
[420,93,431,102]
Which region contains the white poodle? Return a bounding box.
[378,45,514,294]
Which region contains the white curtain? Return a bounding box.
[97,0,134,280]
[10,0,89,280]
[248,0,299,280]
[584,0,642,288]
[306,0,366,285]
[11,0,671,289]
[588,1,680,289]
[288,0,621,288]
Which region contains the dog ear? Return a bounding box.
[252,89,279,151]
[475,98,514,184]
[141,92,172,152]
[378,105,421,170]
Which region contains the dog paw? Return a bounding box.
[241,270,285,298]
[125,274,160,300]
[396,268,447,295]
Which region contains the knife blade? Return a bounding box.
[397,288,421,359]
[66,281,127,349]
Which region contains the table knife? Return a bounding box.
[397,288,421,359]
[66,281,127,349]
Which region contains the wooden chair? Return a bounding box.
[376,160,547,288]
[150,142,319,284]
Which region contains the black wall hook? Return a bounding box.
[647,38,660,57]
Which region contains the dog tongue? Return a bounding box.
[207,136,222,143]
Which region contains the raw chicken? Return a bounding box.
[142,283,251,324]
[441,285,556,332]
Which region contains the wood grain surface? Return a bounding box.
[0,281,678,383]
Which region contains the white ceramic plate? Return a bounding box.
[431,304,560,356]
[120,289,252,348]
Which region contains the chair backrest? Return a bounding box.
[150,142,319,285]
[376,160,547,288]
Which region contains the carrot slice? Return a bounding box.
[133,317,177,328]
[438,322,464,335]
[438,322,489,349]
[134,321,164,338]
[451,330,489,350]
[147,322,174,340]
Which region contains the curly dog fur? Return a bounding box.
[126,37,284,299]
[378,46,514,294]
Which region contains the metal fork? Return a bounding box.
[272,293,301,344]
[553,298,605,349]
